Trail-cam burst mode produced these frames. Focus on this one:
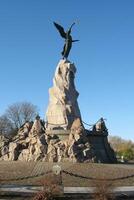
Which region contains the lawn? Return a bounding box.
[0,162,134,187]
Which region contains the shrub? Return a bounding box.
[33,174,62,200]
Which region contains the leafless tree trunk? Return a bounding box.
[5,102,38,130]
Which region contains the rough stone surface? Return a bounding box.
[0,59,117,163]
[0,135,9,150]
[0,135,9,161]
[46,59,81,130]
[0,117,117,163]
[0,117,47,161]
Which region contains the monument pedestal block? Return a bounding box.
[46,59,81,130]
[45,130,70,141]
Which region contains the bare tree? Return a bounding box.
[0,115,14,135]
[5,102,38,130]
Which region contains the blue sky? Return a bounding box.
[0,0,134,141]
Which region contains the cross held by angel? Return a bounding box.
[53,22,79,59]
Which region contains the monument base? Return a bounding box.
[46,129,117,163]
[87,133,117,163]
[46,130,70,140]
[0,117,117,163]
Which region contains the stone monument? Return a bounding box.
[46,59,81,130]
[0,22,117,163]
[0,116,117,163]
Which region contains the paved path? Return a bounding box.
[0,185,134,194]
[65,186,134,193]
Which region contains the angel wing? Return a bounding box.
[53,22,66,38]
[70,22,75,30]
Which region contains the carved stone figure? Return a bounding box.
[95,118,108,134]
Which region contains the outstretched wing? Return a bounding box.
[53,22,66,38]
[70,22,75,30]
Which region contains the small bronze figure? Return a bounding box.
[53,22,79,59]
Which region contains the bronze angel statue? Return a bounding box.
[53,22,79,59]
